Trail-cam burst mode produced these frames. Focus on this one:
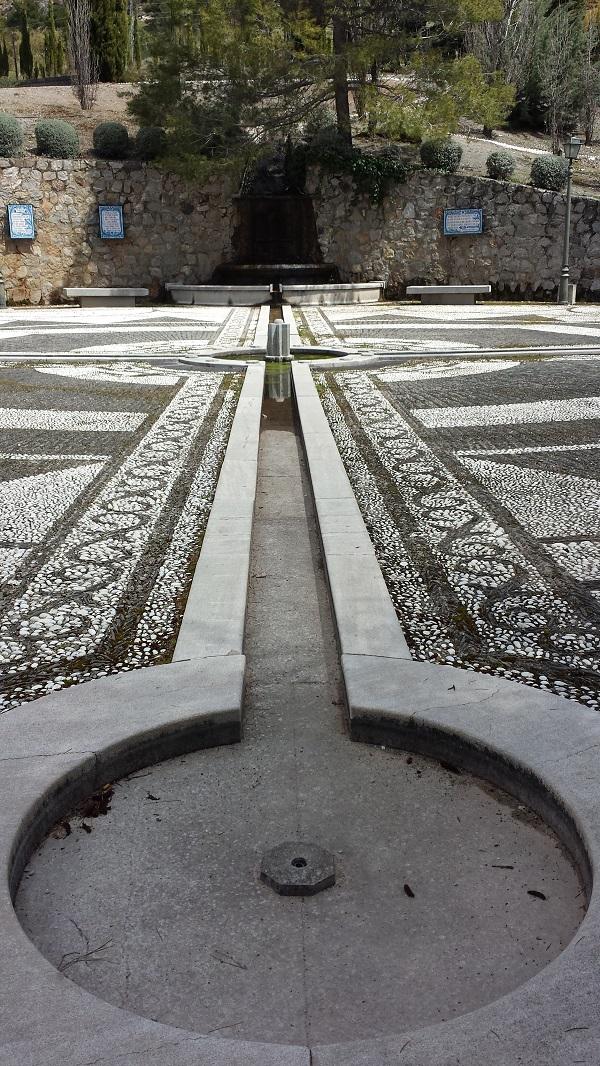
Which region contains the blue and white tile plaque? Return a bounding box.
[7,204,35,240]
[443,208,483,236]
[99,204,125,239]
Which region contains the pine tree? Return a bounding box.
[19,11,33,79]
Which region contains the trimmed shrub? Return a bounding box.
[530,155,569,191]
[135,126,167,161]
[35,119,79,158]
[420,138,462,173]
[0,113,22,156]
[486,150,515,180]
[93,121,130,159]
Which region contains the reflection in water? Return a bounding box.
[265,363,291,403]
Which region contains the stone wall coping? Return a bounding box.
[292,359,600,1066]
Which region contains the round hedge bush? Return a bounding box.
[35,119,79,159]
[530,155,569,191]
[0,114,23,157]
[486,150,515,180]
[135,126,167,161]
[420,138,462,173]
[93,121,130,159]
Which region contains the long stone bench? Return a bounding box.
[282,282,383,306]
[166,283,271,306]
[63,287,149,307]
[406,284,491,305]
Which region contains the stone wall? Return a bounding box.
[0,157,237,305]
[307,168,600,299]
[3,156,600,304]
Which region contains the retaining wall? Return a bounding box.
[0,157,236,305]
[1,156,599,303]
[307,167,600,300]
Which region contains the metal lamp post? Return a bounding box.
[558,135,583,305]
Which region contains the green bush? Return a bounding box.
[93,121,130,159]
[420,138,462,173]
[35,119,79,158]
[0,113,22,156]
[486,150,515,180]
[306,132,412,204]
[530,155,569,191]
[135,126,167,161]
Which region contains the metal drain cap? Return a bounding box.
[260,841,335,896]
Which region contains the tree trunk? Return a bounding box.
[332,16,352,145]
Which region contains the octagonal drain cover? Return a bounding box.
[260,841,335,896]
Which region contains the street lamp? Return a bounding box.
[558,134,583,305]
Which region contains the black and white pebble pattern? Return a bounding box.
[0,361,241,711]
[316,365,600,713]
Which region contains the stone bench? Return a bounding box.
[63,287,149,308]
[282,282,383,306]
[166,283,271,306]
[406,284,491,305]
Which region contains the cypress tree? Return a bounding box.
[56,33,64,75]
[114,0,129,78]
[133,14,141,67]
[19,12,33,79]
[44,3,59,77]
[91,0,130,80]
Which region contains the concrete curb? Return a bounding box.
[291,360,600,1065]
[174,362,264,660]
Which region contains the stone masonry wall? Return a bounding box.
[307,168,600,299]
[3,157,600,304]
[0,157,237,305]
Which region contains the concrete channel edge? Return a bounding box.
[291,359,600,1065]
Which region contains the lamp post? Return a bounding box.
[558,135,583,305]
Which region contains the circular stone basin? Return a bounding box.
[17,742,586,1047]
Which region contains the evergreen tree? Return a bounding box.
[114,0,129,77]
[133,13,141,67]
[56,32,65,74]
[44,3,59,76]
[91,0,129,80]
[131,0,513,156]
[19,10,33,78]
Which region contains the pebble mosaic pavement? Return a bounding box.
[0,304,259,712]
[316,352,600,712]
[295,302,600,353]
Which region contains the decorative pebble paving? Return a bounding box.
[315,354,600,712]
[0,360,241,712]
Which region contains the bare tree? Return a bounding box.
[538,5,583,152]
[466,0,539,96]
[67,0,98,111]
[580,20,600,145]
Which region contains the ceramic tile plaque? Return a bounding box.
[7,204,35,240]
[99,204,125,239]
